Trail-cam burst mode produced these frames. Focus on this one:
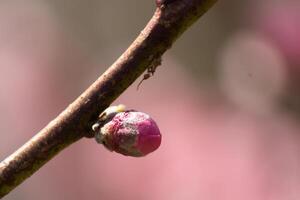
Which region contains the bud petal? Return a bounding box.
[95,111,161,157]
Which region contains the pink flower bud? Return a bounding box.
[95,111,161,157]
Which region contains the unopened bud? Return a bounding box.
[94,110,161,157]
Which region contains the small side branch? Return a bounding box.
[0,0,217,197]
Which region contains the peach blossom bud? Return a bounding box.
[95,111,161,157]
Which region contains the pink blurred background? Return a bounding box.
[1,0,300,199]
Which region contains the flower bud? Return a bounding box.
[95,111,161,157]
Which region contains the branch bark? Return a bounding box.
[0,0,217,198]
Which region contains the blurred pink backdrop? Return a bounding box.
[1,0,300,199]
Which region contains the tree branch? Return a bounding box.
[0,0,217,197]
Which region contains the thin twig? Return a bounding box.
[0,0,217,198]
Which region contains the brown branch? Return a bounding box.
[0,0,217,198]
